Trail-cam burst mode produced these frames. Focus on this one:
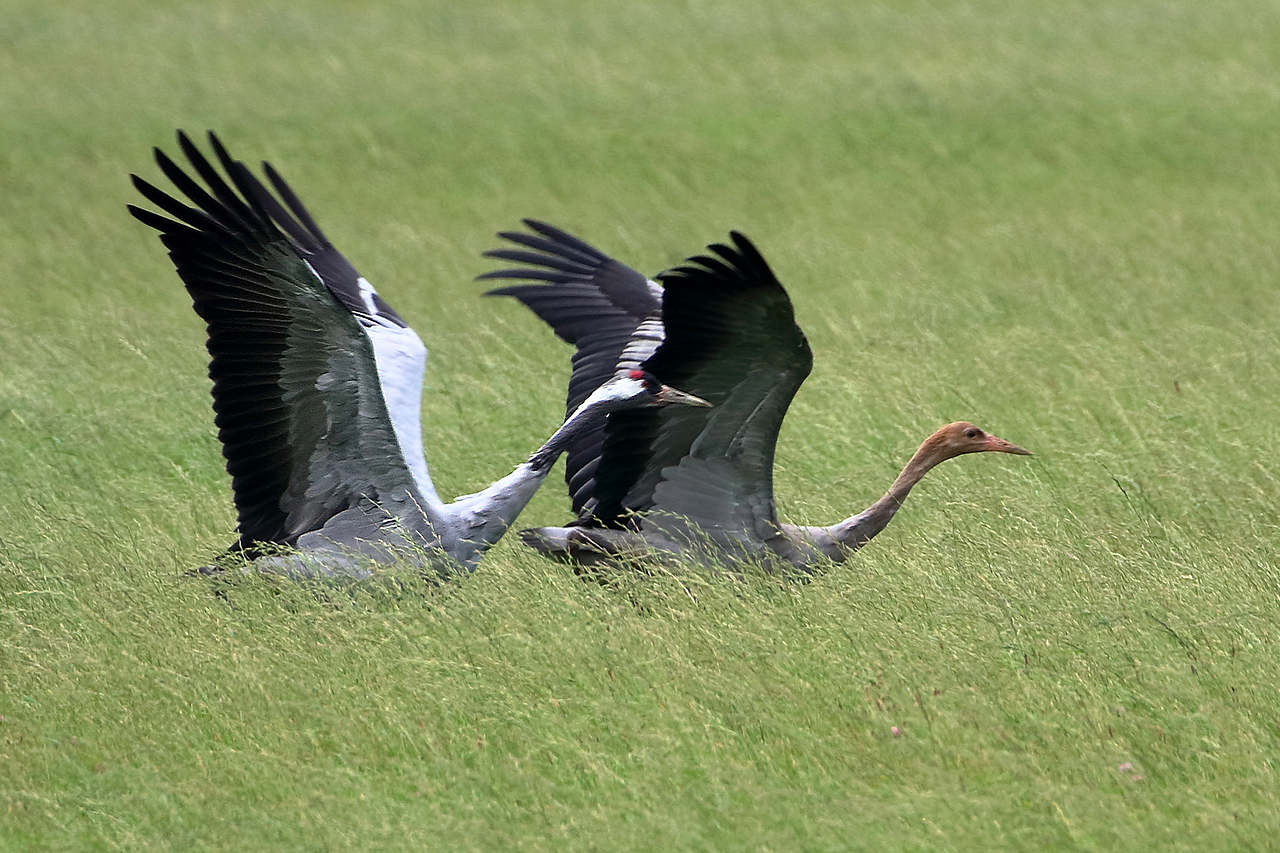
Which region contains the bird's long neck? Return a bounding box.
[526,395,609,472]
[823,441,949,553]
[438,391,615,567]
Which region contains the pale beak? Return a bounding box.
[986,434,1032,456]
[656,384,712,407]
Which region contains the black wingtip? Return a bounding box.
[205,130,234,171]
[655,230,785,303]
[125,202,171,232]
[490,220,612,266]
[176,129,200,163]
[478,282,526,296]
[725,231,765,266]
[728,231,758,255]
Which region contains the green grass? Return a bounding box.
[4,0,1280,849]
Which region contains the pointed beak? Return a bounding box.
[985,434,1033,456]
[655,384,712,407]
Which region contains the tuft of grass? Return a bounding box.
[4,0,1280,849]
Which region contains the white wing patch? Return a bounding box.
[300,261,441,512]
[357,277,383,323]
[365,315,439,510]
[618,317,665,373]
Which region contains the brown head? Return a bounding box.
[917,421,1032,463]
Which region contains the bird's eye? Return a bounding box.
[965,428,981,438]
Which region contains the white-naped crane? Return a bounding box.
[128,134,709,578]
[481,222,1031,571]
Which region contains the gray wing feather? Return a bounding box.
[129,131,433,554]
[625,233,812,540]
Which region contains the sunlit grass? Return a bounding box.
[3,0,1280,849]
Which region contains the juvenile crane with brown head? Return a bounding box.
[482,223,1030,571]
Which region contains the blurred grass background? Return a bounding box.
[3,0,1280,849]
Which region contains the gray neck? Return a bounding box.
[436,396,617,569]
[526,396,611,472]
[823,448,945,553]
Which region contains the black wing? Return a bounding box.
[479,220,663,514]
[589,233,813,545]
[129,131,427,550]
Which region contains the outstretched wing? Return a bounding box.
[590,233,813,549]
[479,220,663,514]
[128,131,435,551]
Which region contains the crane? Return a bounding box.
[482,222,1030,571]
[128,135,709,578]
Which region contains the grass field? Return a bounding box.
[4,0,1280,849]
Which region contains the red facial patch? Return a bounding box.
[627,369,646,380]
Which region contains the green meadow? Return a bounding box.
[4,0,1280,848]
